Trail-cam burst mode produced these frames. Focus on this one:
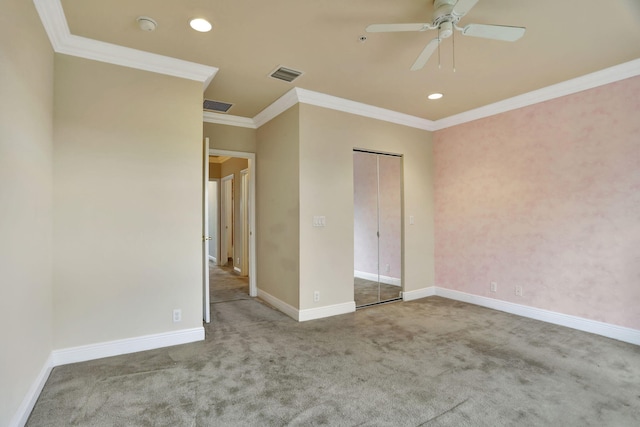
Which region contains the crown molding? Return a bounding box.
[249,87,436,130]
[33,0,69,50]
[36,0,635,131]
[252,88,300,128]
[33,0,218,88]
[203,111,256,129]
[294,88,435,131]
[432,58,640,130]
[215,58,640,131]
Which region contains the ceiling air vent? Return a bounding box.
[269,66,303,83]
[203,99,233,113]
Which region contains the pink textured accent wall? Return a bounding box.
[434,76,640,330]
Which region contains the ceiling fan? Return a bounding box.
[366,0,526,71]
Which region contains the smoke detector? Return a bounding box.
[136,16,157,32]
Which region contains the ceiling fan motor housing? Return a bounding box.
[433,0,460,28]
[439,21,453,38]
[433,0,460,31]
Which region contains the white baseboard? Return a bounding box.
[257,288,356,322]
[354,270,401,286]
[435,288,640,346]
[299,301,356,322]
[9,354,53,427]
[11,328,204,426]
[402,286,436,301]
[257,288,299,321]
[51,327,205,366]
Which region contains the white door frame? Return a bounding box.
[202,138,211,323]
[220,174,234,268]
[209,149,257,297]
[240,168,249,277]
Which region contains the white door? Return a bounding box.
[202,138,211,323]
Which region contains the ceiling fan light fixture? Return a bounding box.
[428,93,444,100]
[190,18,212,32]
[366,0,525,71]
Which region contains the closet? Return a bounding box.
[353,150,402,307]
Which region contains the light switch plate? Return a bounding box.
[313,216,326,227]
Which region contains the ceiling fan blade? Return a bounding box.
[461,23,526,41]
[451,0,480,19]
[410,38,441,71]
[366,23,430,33]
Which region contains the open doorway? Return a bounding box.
[207,149,256,301]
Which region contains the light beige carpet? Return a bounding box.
[27,267,640,426]
[210,262,250,303]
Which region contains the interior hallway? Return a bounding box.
[210,262,250,304]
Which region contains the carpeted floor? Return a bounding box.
[210,263,250,303]
[354,277,401,307]
[27,266,640,426]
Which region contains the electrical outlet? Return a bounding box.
[515,286,523,297]
[173,309,182,323]
[313,291,320,302]
[490,281,497,292]
[237,257,240,265]
[385,264,390,273]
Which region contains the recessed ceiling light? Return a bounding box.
[428,93,443,100]
[190,18,212,32]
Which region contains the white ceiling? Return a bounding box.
[54,0,640,121]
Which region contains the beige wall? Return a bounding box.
[298,104,434,310]
[0,0,54,424]
[204,122,257,153]
[208,161,221,179]
[53,55,204,348]
[256,105,300,307]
